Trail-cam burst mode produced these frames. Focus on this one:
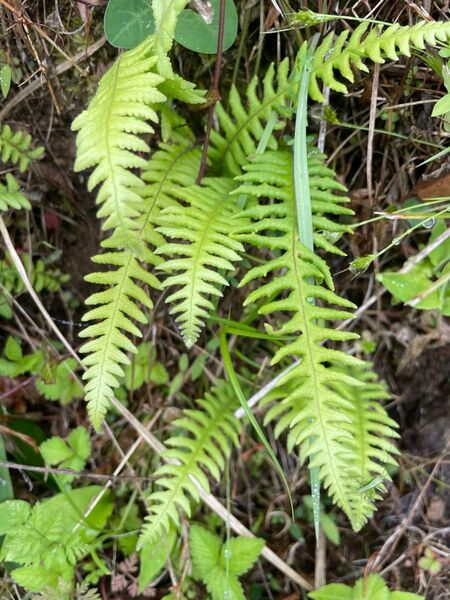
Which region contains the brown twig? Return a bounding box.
[196,0,226,184]
[0,459,154,482]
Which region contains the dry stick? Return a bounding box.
[0,220,312,591]
[195,0,226,184]
[0,35,106,122]
[367,63,380,211]
[0,459,152,482]
[110,395,313,591]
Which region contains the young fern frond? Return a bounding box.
[233,149,382,522]
[139,382,240,547]
[0,124,44,172]
[72,36,166,244]
[333,368,399,530]
[209,59,291,176]
[156,178,247,348]
[79,143,201,430]
[0,173,31,212]
[310,20,450,102]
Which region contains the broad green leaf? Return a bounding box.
[40,437,73,465]
[138,526,176,592]
[5,336,22,361]
[431,93,450,117]
[104,0,155,49]
[10,564,73,594]
[0,499,30,534]
[0,64,11,98]
[320,513,340,546]
[205,568,244,600]
[175,0,238,54]
[189,524,221,578]
[68,426,91,461]
[309,583,353,600]
[428,221,450,267]
[378,271,429,302]
[353,574,389,600]
[220,536,264,575]
[150,362,169,385]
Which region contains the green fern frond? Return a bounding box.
[79,143,200,430]
[332,368,399,530]
[233,149,383,521]
[0,124,44,171]
[71,36,166,242]
[79,253,158,429]
[139,382,241,547]
[209,58,291,176]
[0,173,31,211]
[310,20,450,102]
[156,178,246,348]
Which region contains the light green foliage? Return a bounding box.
[330,368,399,529]
[123,341,168,391]
[72,36,166,242]
[419,547,442,575]
[209,58,291,176]
[0,123,44,171]
[79,142,200,430]
[0,336,44,376]
[0,251,69,319]
[139,382,241,547]
[35,357,83,405]
[0,172,30,211]
[309,573,424,600]
[40,426,91,484]
[309,20,450,102]
[0,486,112,597]
[233,150,397,528]
[157,178,246,347]
[378,221,450,316]
[189,524,264,600]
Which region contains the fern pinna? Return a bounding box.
[233,149,398,528]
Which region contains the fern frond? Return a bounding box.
[233,149,384,521]
[79,143,200,430]
[139,382,240,547]
[79,253,158,428]
[0,124,44,171]
[310,20,450,102]
[209,59,291,176]
[156,178,246,348]
[333,368,399,530]
[0,173,31,211]
[71,36,166,242]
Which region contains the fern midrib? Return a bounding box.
[289,196,350,513]
[104,57,129,236]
